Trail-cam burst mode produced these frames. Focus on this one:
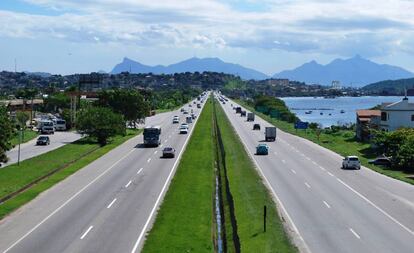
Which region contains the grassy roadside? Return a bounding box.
[215,102,298,252]
[0,129,141,220]
[237,100,414,185]
[10,130,38,147]
[142,99,214,253]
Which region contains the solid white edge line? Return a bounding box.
[130,96,207,253]
[107,198,117,209]
[80,226,93,240]
[336,177,414,236]
[323,201,331,209]
[3,148,136,253]
[219,100,312,253]
[125,180,132,188]
[328,172,334,177]
[349,228,361,239]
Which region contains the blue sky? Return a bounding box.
[0,0,413,75]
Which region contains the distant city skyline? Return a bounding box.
[0,0,413,75]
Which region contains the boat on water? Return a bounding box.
[340,110,345,113]
[305,111,313,114]
[320,112,323,115]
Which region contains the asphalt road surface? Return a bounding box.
[2,131,82,166]
[0,95,207,253]
[219,96,414,253]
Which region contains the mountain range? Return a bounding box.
[111,57,268,80]
[111,55,414,87]
[274,55,414,86]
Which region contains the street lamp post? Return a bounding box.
[17,128,22,166]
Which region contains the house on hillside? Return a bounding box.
[380,97,414,131]
[356,110,381,141]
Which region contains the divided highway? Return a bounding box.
[0,97,207,253]
[219,98,414,253]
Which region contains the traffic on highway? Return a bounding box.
[217,93,414,253]
[0,93,209,253]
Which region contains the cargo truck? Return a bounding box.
[247,113,255,121]
[143,126,161,147]
[241,110,246,117]
[235,107,242,114]
[265,127,277,142]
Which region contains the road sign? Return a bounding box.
[294,121,309,129]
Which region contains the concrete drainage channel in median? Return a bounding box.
[212,100,241,253]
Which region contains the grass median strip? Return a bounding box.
[142,99,215,253]
[0,129,141,220]
[214,102,298,253]
[238,100,414,185]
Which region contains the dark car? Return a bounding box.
[368,157,392,167]
[253,124,261,130]
[36,136,50,145]
[162,147,176,158]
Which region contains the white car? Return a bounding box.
[179,126,188,134]
[172,116,179,124]
[342,156,361,170]
[180,123,189,129]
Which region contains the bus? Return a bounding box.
[143,126,161,147]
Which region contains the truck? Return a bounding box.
[143,126,161,147]
[265,127,277,142]
[54,119,67,131]
[235,107,242,114]
[240,110,246,117]
[247,113,255,121]
[37,120,55,134]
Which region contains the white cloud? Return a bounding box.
[0,0,412,57]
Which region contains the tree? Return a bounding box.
[396,135,414,171]
[96,89,150,127]
[16,111,29,129]
[76,106,125,146]
[15,87,38,122]
[0,106,14,163]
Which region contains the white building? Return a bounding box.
[331,80,341,90]
[380,97,414,131]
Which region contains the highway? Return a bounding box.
[0,96,206,253]
[219,97,414,253]
[2,131,82,166]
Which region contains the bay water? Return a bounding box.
[281,96,413,127]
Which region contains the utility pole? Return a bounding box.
[14,58,17,73]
